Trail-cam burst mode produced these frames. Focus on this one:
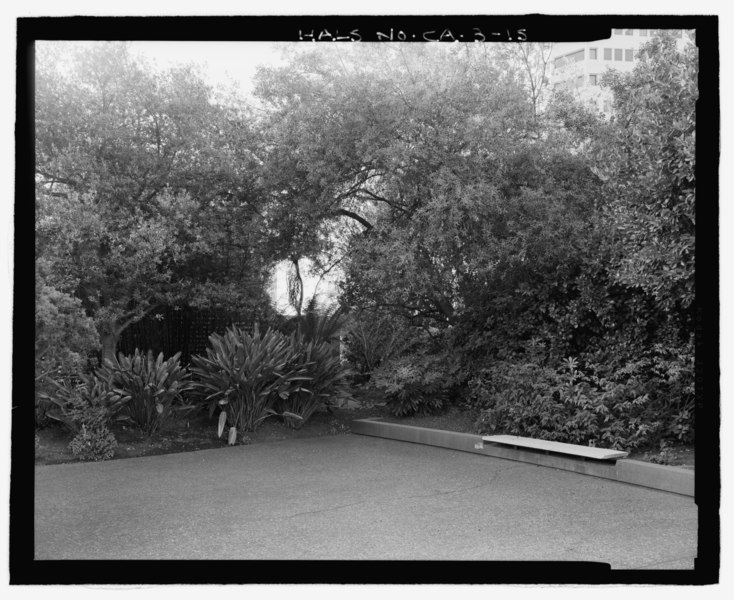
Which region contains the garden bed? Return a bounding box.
[35,386,694,469]
[35,403,385,466]
[376,408,695,469]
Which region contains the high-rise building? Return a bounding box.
[548,29,690,113]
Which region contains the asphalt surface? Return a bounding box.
[34,433,697,567]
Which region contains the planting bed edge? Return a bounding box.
[351,418,694,497]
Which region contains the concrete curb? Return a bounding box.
[351,418,694,497]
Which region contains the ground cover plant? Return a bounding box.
[36,374,130,461]
[68,423,118,462]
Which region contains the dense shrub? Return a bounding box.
[469,350,693,450]
[283,298,345,345]
[38,374,131,434]
[35,269,100,426]
[583,341,695,445]
[97,349,193,435]
[277,332,351,429]
[36,381,63,429]
[34,284,99,376]
[342,311,411,379]
[372,352,453,417]
[190,324,312,438]
[68,423,118,461]
[38,374,125,461]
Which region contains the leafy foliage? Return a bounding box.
[646,440,683,466]
[267,43,689,446]
[470,350,693,450]
[372,351,456,417]
[596,33,697,312]
[189,324,313,435]
[35,40,698,451]
[96,349,194,435]
[277,332,351,429]
[37,374,131,433]
[279,297,345,345]
[35,268,99,379]
[68,423,118,461]
[35,263,100,425]
[341,310,412,379]
[35,42,273,362]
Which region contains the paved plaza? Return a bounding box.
[35,434,697,568]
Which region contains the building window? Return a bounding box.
[613,29,623,35]
[625,49,633,61]
[640,29,648,36]
[589,48,597,60]
[589,74,598,86]
[625,29,633,35]
[604,48,612,60]
[576,75,584,88]
[614,49,623,61]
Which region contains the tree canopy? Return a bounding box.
[597,33,697,313]
[35,42,274,361]
[35,35,698,439]
[252,44,600,331]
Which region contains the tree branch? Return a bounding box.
[355,189,410,214]
[332,209,373,230]
[115,303,162,334]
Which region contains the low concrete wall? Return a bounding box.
[351,418,694,497]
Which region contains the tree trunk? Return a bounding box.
[288,257,304,317]
[98,306,160,366]
[100,331,120,365]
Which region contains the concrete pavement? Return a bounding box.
[34,434,697,567]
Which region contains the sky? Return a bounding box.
[128,41,286,96]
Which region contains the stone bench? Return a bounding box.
[482,435,629,461]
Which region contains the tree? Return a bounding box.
[596,33,697,314]
[36,42,272,362]
[491,42,554,134]
[35,261,99,381]
[253,44,597,332]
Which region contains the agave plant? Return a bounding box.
[97,349,193,435]
[190,324,313,438]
